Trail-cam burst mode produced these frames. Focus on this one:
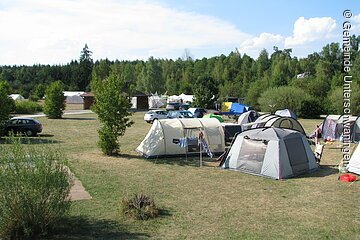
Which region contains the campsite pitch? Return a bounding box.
[10,112,360,239]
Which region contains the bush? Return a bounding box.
[122,193,159,220]
[298,98,324,119]
[28,95,40,102]
[44,81,66,119]
[0,138,73,239]
[14,100,43,114]
[258,86,310,114]
[97,127,119,155]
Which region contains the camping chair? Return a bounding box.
[314,144,324,164]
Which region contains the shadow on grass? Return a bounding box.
[298,165,339,178]
[113,152,218,168]
[0,137,61,145]
[61,117,97,121]
[148,155,218,167]
[49,216,150,240]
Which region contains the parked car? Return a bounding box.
[166,102,190,111]
[144,110,168,123]
[5,117,42,136]
[167,110,194,119]
[188,108,207,118]
[165,102,180,111]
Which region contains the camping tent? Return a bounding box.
[247,114,306,135]
[237,110,260,130]
[9,94,25,101]
[221,127,318,179]
[347,144,360,175]
[63,91,84,104]
[322,115,360,142]
[275,109,297,119]
[221,102,252,115]
[203,113,224,122]
[148,94,165,109]
[136,118,225,158]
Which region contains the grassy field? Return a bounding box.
[9,111,360,239]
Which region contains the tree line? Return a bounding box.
[1,36,360,116]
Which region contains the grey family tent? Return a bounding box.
[221,127,318,179]
[347,144,360,174]
[322,115,360,142]
[275,109,297,119]
[136,118,225,158]
[237,110,260,130]
[243,114,306,135]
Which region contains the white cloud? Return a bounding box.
[238,33,284,58]
[352,14,360,34]
[0,0,251,65]
[285,17,337,47]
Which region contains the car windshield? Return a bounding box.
[181,111,193,117]
[146,111,155,114]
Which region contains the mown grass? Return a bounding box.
[5,112,360,239]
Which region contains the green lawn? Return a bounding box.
[15,112,360,239]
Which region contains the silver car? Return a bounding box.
[144,110,168,123]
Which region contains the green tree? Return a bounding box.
[143,57,164,94]
[34,83,47,99]
[0,81,15,134]
[193,76,218,108]
[78,44,93,91]
[258,86,310,114]
[92,73,134,155]
[43,81,66,119]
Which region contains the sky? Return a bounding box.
[0,0,359,65]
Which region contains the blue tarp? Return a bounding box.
[221,103,252,115]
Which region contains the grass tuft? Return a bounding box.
[122,193,159,220]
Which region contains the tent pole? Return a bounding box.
[200,139,202,167]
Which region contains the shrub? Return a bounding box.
[122,193,159,220]
[28,94,40,102]
[298,98,324,119]
[97,127,119,155]
[91,73,133,155]
[258,86,310,114]
[14,100,43,114]
[44,81,66,119]
[0,138,73,239]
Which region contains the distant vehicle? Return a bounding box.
[166,102,180,111]
[188,108,207,118]
[166,102,190,111]
[5,117,42,136]
[167,110,194,119]
[144,110,168,123]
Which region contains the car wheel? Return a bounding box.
[25,130,33,137]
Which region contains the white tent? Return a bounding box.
[9,94,25,101]
[237,110,260,130]
[275,109,297,119]
[148,94,165,109]
[63,91,84,104]
[247,114,306,135]
[221,127,318,179]
[347,144,360,175]
[136,118,225,158]
[179,93,194,103]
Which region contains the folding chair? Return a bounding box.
[314,144,324,164]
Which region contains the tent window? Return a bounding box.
[184,128,201,153]
[284,138,309,175]
[237,138,267,174]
